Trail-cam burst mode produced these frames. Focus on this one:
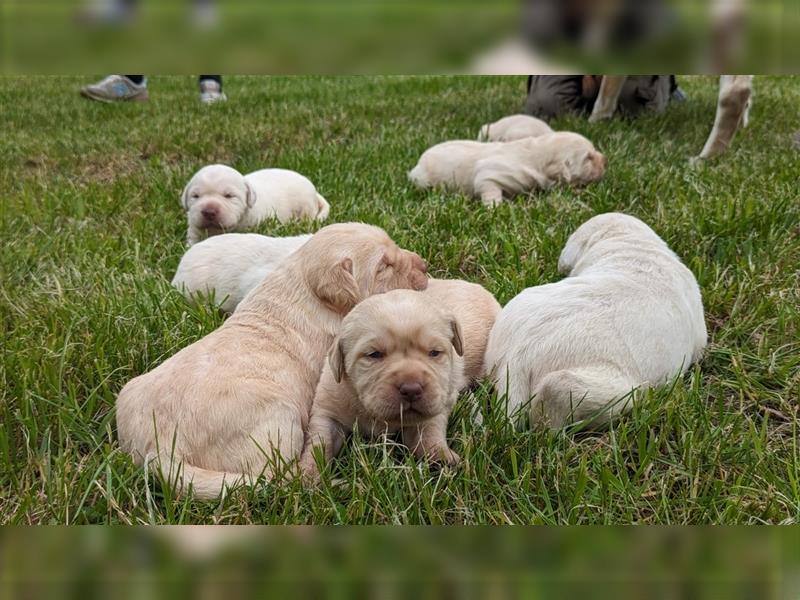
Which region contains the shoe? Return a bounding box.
[672,87,688,102]
[80,75,149,103]
[199,79,227,104]
[76,0,135,26]
[192,0,219,30]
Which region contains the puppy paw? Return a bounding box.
[297,454,323,485]
[429,445,461,467]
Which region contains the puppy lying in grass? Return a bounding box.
[409,132,606,207]
[299,279,500,480]
[181,164,330,246]
[172,232,311,314]
[478,114,553,142]
[116,223,428,499]
[485,213,707,430]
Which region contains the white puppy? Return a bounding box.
[116,223,428,500]
[485,213,707,429]
[409,132,606,207]
[478,114,553,142]
[299,279,500,479]
[181,164,330,245]
[172,233,312,314]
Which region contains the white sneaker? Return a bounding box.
[199,79,227,104]
[77,0,135,25]
[80,75,149,102]
[192,1,219,30]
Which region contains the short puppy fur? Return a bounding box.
[182,164,330,245]
[299,279,500,480]
[485,213,707,429]
[409,132,606,207]
[478,114,553,142]
[116,223,428,499]
[172,232,311,314]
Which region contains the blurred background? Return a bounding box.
[3,0,798,73]
[2,527,799,598]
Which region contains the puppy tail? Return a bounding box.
[315,193,330,221]
[148,454,253,500]
[408,164,429,188]
[531,367,639,430]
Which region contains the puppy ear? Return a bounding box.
[558,220,605,275]
[449,318,464,357]
[328,338,346,383]
[311,257,361,314]
[180,182,192,211]
[245,181,257,208]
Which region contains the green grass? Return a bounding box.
[1,75,798,524]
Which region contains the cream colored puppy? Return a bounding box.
[182,164,330,245]
[485,213,707,430]
[172,232,311,313]
[409,132,606,207]
[299,279,500,479]
[478,114,553,142]
[116,223,428,499]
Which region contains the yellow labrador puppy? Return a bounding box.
[409,132,606,207]
[299,279,500,480]
[182,164,330,246]
[478,114,553,142]
[116,223,428,499]
[486,213,707,429]
[172,232,312,314]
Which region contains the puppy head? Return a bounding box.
[181,165,255,235]
[557,212,663,274]
[297,223,428,314]
[538,132,607,185]
[330,290,463,425]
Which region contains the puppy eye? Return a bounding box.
[428,350,442,358]
[366,351,384,360]
[191,193,200,198]
[223,193,234,199]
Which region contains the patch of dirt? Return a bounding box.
[78,154,142,185]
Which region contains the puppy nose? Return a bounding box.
[398,382,423,401]
[201,207,218,219]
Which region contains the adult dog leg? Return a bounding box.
[588,76,627,122]
[695,75,753,161]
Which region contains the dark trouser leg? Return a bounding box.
[199,75,222,90]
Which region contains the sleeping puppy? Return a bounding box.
[485,213,707,430]
[299,279,500,480]
[181,164,330,245]
[116,223,428,499]
[172,232,311,314]
[409,132,606,207]
[478,114,554,142]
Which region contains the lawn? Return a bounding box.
[1,75,798,525]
